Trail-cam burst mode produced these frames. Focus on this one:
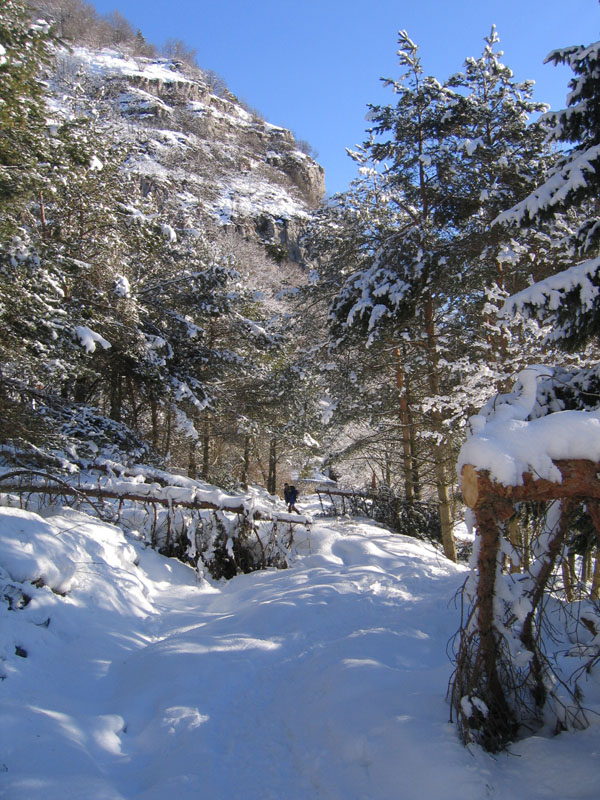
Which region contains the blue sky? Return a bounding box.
[89,0,600,196]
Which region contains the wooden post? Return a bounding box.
[473,496,518,748]
[508,516,522,573]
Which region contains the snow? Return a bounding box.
[464,137,483,156]
[1,497,599,799]
[113,276,131,298]
[496,144,600,225]
[160,223,177,243]
[74,325,111,354]
[214,174,309,225]
[458,365,600,485]
[501,256,600,318]
[459,408,600,486]
[70,47,192,87]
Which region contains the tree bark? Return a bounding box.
[126,375,138,430]
[395,346,415,502]
[188,439,197,479]
[424,294,456,562]
[592,552,600,601]
[201,419,211,480]
[109,368,122,422]
[562,557,575,602]
[267,437,277,495]
[163,407,172,458]
[473,497,518,748]
[508,516,522,573]
[241,435,251,489]
[150,397,159,451]
[462,460,600,508]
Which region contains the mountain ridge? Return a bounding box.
[50,43,325,264]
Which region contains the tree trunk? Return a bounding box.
[150,397,159,451]
[435,452,457,562]
[201,419,211,480]
[74,376,87,403]
[188,439,197,479]
[424,294,457,562]
[163,407,172,458]
[585,501,600,599]
[267,437,277,495]
[582,549,593,586]
[409,411,420,500]
[126,375,138,430]
[39,192,47,238]
[562,556,575,602]
[241,435,251,489]
[472,498,518,748]
[395,346,415,502]
[508,516,522,573]
[384,448,392,486]
[109,368,122,422]
[591,551,600,601]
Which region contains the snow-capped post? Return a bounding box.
[454,489,519,750]
[451,366,600,751]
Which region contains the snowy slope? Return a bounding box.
[50,46,324,260]
[1,499,599,800]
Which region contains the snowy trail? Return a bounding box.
[97,521,472,800]
[1,506,600,799]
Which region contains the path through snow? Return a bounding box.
[1,504,599,799]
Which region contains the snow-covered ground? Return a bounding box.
[1,496,599,800]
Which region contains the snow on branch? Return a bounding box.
[458,365,600,488]
[501,257,600,318]
[74,325,111,354]
[498,256,600,347]
[495,145,600,227]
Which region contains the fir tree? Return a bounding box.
[0,1,53,217]
[498,37,600,256]
[314,29,556,560]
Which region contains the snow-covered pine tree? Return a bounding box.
[496,36,600,354]
[498,37,600,257]
[0,0,53,216]
[319,30,555,561]
[450,37,600,753]
[439,27,572,398]
[322,32,463,559]
[299,168,422,497]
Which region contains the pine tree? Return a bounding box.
[497,36,600,352]
[316,29,557,560]
[498,38,600,256]
[0,1,53,218]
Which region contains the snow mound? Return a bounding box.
[458,365,600,485]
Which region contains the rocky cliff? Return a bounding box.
[51,46,325,263]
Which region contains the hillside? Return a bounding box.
[0,3,330,490]
[50,44,325,263]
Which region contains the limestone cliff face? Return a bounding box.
[52,48,325,262]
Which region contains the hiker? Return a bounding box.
[283,482,299,513]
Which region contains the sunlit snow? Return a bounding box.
[1,496,598,799]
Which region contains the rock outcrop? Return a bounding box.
[52,47,325,263]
